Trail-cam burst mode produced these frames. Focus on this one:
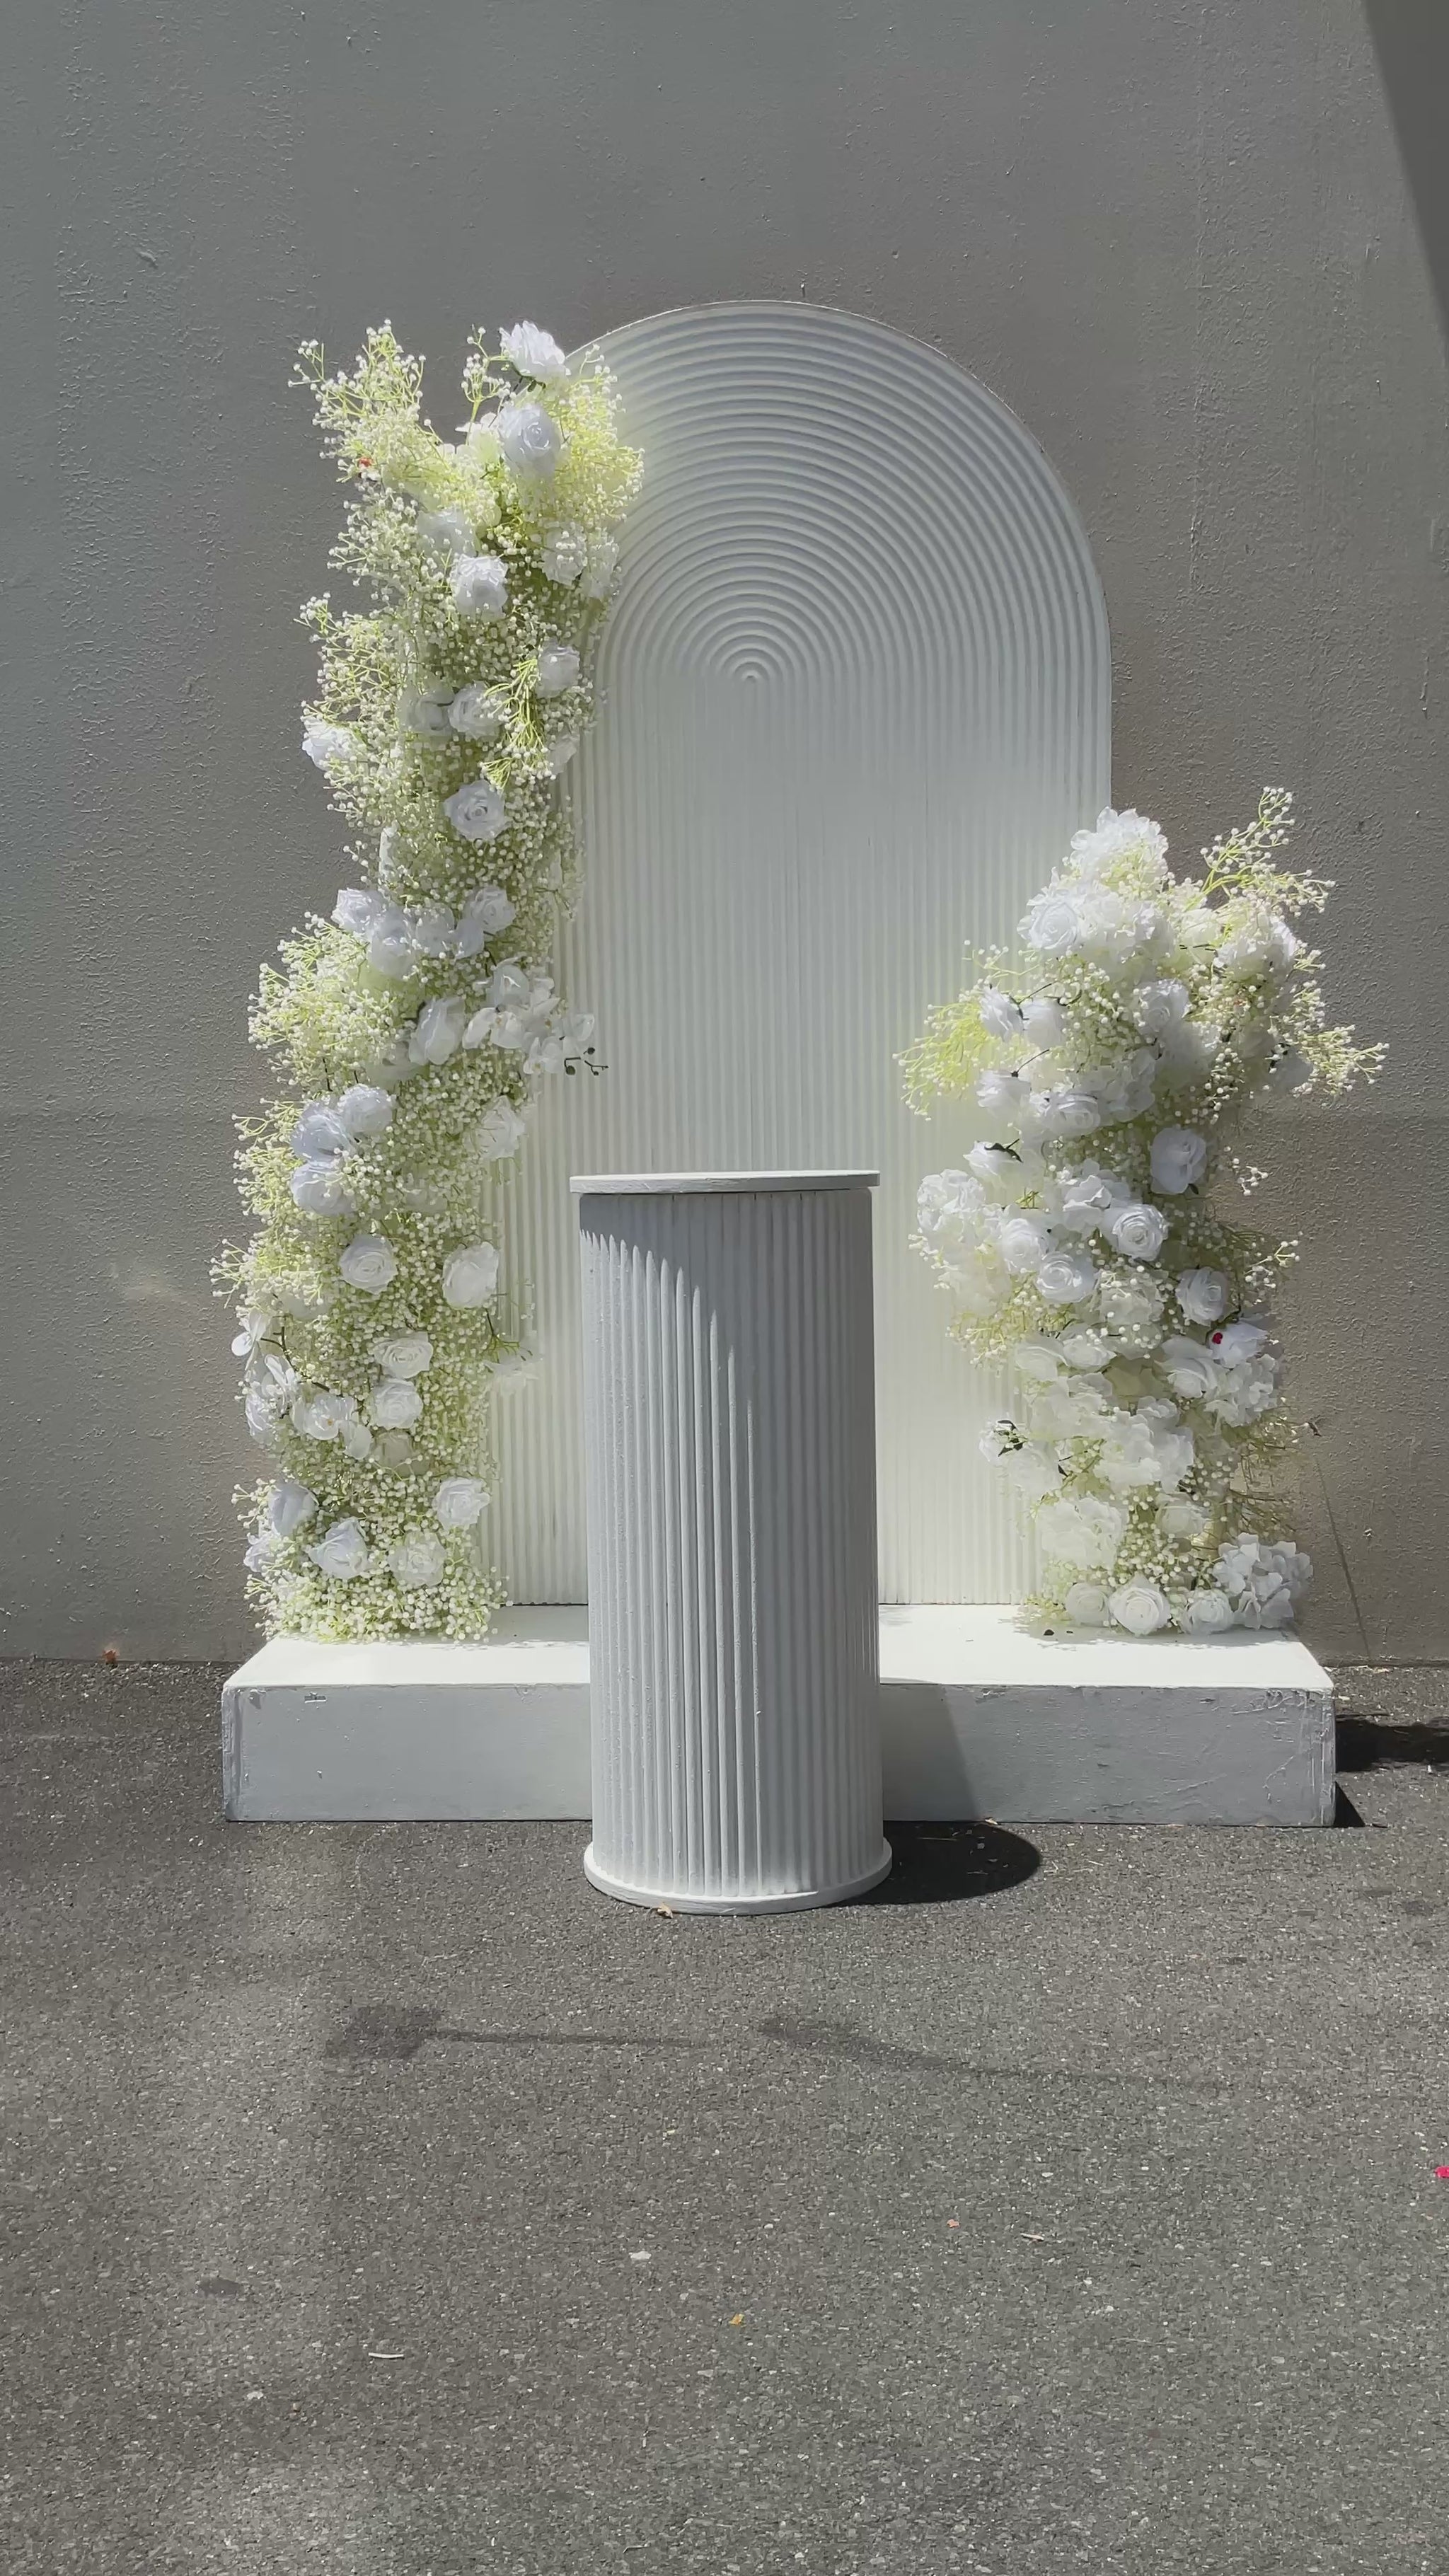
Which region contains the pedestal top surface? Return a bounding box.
[570,1169,879,1194]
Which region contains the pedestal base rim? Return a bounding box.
[581,1839,894,1913]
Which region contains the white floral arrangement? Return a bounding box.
[217,322,641,1639]
[905,792,1382,1636]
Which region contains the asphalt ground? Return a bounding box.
[3,1660,1446,2575]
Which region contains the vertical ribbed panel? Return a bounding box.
[496,301,1111,1606]
[577,1177,888,1912]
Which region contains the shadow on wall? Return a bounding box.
[1366,0,1449,342]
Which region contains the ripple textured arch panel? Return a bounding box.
[495,301,1110,1605]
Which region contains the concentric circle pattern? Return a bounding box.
[495,301,1110,1605]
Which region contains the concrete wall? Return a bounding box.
[4,1,1445,1662]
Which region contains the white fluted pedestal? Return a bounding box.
[573,1172,891,1911]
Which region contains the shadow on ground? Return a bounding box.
[1337,1717,1449,1772]
[867,1820,1041,1906]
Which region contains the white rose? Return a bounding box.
[544,732,579,776]
[441,1240,500,1309]
[1001,1444,1061,1501]
[1182,1588,1235,1634]
[1037,1494,1127,1571]
[370,1331,432,1378]
[1060,1327,1116,1368]
[366,908,418,981]
[1175,1267,1231,1326]
[372,1429,415,1470]
[290,1159,354,1217]
[1022,997,1065,1048]
[497,398,563,480]
[335,1083,394,1140]
[534,643,580,698]
[454,885,516,954]
[1012,1339,1066,1384]
[968,1141,1031,1188]
[1158,1334,1218,1400]
[976,1065,1023,1116]
[1158,1495,1211,1541]
[389,1532,446,1589]
[434,1476,490,1528]
[501,320,568,382]
[291,1101,352,1157]
[1131,978,1189,1039]
[978,985,1024,1041]
[415,507,474,556]
[475,1096,528,1161]
[303,716,355,772]
[1157,1019,1221,1086]
[308,1518,374,1581]
[268,1480,317,1537]
[1109,1580,1173,1636]
[340,1232,398,1293]
[1150,1126,1208,1194]
[444,778,507,844]
[368,1376,423,1431]
[1020,889,1083,956]
[1109,1202,1170,1263]
[451,553,509,618]
[449,683,509,741]
[339,1413,374,1462]
[1063,1580,1109,1626]
[409,995,468,1066]
[998,1213,1054,1274]
[1210,1318,1270,1361]
[541,523,589,585]
[291,1389,358,1443]
[1037,1087,1103,1140]
[1036,1249,1098,1307]
[333,886,388,937]
[1053,1165,1128,1235]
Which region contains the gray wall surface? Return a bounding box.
[4,1,1445,1663]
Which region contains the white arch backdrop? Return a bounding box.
[495,301,1110,1605]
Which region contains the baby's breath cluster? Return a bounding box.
[904,792,1382,1636]
[217,321,642,1639]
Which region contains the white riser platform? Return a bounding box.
[222,1607,1335,1827]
